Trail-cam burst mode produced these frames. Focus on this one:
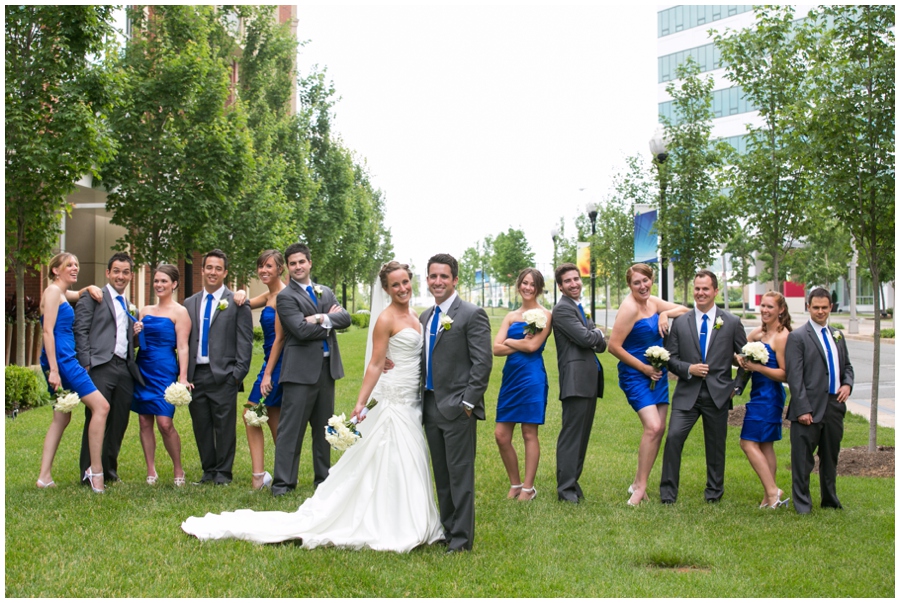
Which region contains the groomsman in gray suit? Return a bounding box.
[660,270,746,504]
[786,287,854,514]
[75,252,145,483]
[272,243,351,496]
[185,249,254,485]
[421,253,492,552]
[551,263,606,503]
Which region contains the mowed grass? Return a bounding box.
[5,310,895,597]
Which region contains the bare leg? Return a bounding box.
[138,414,158,479]
[81,391,110,490]
[156,416,183,479]
[629,404,668,505]
[494,422,522,498]
[267,406,280,445]
[762,441,777,481]
[37,410,72,485]
[741,438,779,506]
[244,404,266,489]
[520,424,540,490]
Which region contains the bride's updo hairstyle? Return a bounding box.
[625,262,654,285]
[379,261,413,290]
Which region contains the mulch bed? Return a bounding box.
[729,404,895,478]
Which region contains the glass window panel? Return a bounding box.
[675,6,683,32]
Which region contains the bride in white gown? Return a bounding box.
[181,262,444,552]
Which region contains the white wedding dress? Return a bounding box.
[181,328,444,552]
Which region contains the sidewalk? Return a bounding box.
[846,398,895,428]
[739,312,894,343]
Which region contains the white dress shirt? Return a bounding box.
[196,285,225,364]
[106,284,129,359]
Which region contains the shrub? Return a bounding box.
[881,329,894,339]
[351,313,370,329]
[886,307,893,317]
[5,365,50,411]
[253,326,264,343]
[831,322,845,330]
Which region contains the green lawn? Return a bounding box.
[5,312,895,597]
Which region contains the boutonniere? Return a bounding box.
[833,330,843,341]
[439,314,454,331]
[128,303,138,318]
[314,284,323,296]
[217,299,229,312]
[714,317,724,330]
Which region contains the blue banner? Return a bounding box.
[633,208,658,264]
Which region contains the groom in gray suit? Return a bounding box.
[74,252,144,483]
[272,243,351,496]
[660,270,746,503]
[185,249,254,485]
[786,288,854,514]
[552,263,606,503]
[421,253,492,552]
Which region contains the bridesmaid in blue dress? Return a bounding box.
[736,291,791,509]
[132,264,192,487]
[36,253,111,492]
[240,250,287,490]
[608,263,688,506]
[493,268,552,501]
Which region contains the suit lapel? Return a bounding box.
[292,280,318,313]
[687,309,702,359]
[209,289,230,327]
[103,289,117,324]
[705,308,720,355]
[806,321,827,366]
[433,297,460,348]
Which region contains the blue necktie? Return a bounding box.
[307,285,329,354]
[201,293,213,357]
[426,306,441,390]
[699,314,709,363]
[822,327,837,395]
[116,295,145,349]
[577,303,587,325]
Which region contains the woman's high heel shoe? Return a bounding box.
[36,479,56,489]
[508,483,523,499]
[252,471,272,491]
[83,468,105,494]
[173,473,186,487]
[518,486,537,501]
[147,472,159,485]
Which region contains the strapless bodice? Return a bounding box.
[372,328,423,408]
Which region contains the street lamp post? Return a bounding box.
[550,227,559,306]
[649,126,670,302]
[586,202,598,320]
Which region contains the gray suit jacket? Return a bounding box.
[785,321,854,423]
[73,289,144,385]
[185,288,253,386]
[276,280,351,385]
[666,307,746,410]
[420,296,492,420]
[552,296,606,400]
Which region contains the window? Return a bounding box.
[659,86,758,124]
[658,5,753,38]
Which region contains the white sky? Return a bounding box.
[295,1,660,273]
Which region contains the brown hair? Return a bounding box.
[694,269,718,290]
[47,252,78,282]
[554,262,579,287]
[379,261,413,289]
[761,291,792,333]
[625,263,654,285]
[202,249,228,271]
[516,267,545,296]
[807,287,830,305]
[257,249,285,275]
[154,264,180,290]
[426,253,458,279]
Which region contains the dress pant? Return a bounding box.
[80,356,133,482]
[188,365,239,484]
[660,381,728,503]
[556,395,596,502]
[423,390,477,551]
[790,394,845,514]
[272,358,334,495]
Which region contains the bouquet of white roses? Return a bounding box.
[741,341,770,365]
[164,382,192,407]
[243,401,268,427]
[522,309,547,336]
[325,398,379,451]
[644,346,670,391]
[53,390,81,413]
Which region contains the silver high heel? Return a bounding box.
[252,471,272,490]
[83,468,105,494]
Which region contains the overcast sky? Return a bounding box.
[295,1,660,274]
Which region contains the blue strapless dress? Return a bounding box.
[40,302,97,398]
[495,322,548,424]
[248,306,283,407]
[132,315,178,418]
[740,342,785,443]
[617,314,669,412]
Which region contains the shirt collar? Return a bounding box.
[436,292,458,314]
[105,283,124,300]
[204,285,226,300]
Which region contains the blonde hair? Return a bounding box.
[47,252,78,282]
[761,291,792,333]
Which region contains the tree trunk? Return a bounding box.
[16,263,26,367]
[31,326,43,366]
[24,322,34,367]
[5,323,13,366]
[868,262,880,452]
[773,253,782,294]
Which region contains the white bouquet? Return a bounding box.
[522,309,547,335]
[53,390,81,413]
[244,404,269,427]
[644,346,670,391]
[325,399,379,451]
[741,341,770,365]
[165,382,192,407]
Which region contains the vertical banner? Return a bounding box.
[577,242,591,277]
[633,204,658,264]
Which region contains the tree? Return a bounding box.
[723,223,755,310]
[802,5,894,449]
[784,218,852,293]
[103,6,252,295]
[658,58,733,302]
[490,228,534,306]
[5,6,120,365]
[714,6,816,294]
[458,246,480,301]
